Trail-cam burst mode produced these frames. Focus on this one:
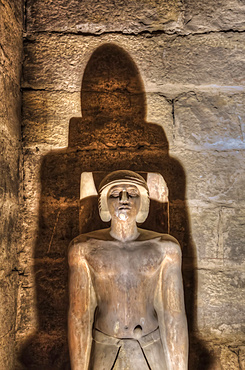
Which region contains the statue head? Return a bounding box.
[98,170,149,223]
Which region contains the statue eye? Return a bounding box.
[109,192,120,198]
[129,190,139,197]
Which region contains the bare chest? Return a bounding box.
[85,240,164,280]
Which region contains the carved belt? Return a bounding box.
[90,327,167,369]
[93,327,161,348]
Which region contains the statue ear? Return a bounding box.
[100,211,111,222]
[136,188,150,223]
[98,188,111,222]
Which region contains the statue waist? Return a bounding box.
[93,327,160,347]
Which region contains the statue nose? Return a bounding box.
[120,190,129,202]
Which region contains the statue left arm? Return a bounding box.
[154,241,188,369]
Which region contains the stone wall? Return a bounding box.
[0,0,23,369]
[18,1,245,369]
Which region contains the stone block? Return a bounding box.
[0,274,18,369]
[0,334,15,370]
[184,0,245,33]
[19,330,70,370]
[22,91,173,149]
[239,346,245,369]
[26,0,182,34]
[0,199,19,263]
[0,74,21,141]
[196,269,245,340]
[170,203,223,268]
[0,0,23,81]
[170,149,245,204]
[0,134,20,199]
[189,342,242,370]
[146,93,174,148]
[32,258,68,332]
[22,32,245,92]
[174,91,245,150]
[222,207,245,268]
[23,148,44,202]
[22,91,80,148]
[15,266,37,337]
[3,0,23,26]
[25,0,245,35]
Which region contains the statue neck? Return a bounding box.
[110,218,139,242]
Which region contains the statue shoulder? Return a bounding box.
[68,234,91,265]
[68,229,111,264]
[159,234,182,260]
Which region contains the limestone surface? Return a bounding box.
[18,0,245,368]
[22,33,245,92]
[0,0,23,369]
[26,0,182,34]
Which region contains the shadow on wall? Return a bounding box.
[20,43,212,369]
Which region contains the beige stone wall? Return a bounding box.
[18,1,245,369]
[0,0,23,369]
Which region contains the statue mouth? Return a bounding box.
[119,205,131,210]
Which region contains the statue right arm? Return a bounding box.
[68,240,97,370]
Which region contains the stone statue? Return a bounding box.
[68,170,188,369]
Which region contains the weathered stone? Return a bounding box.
[15,265,37,338]
[0,75,22,140]
[238,346,245,369]
[146,93,174,148]
[196,269,245,341]
[22,92,173,150]
[25,0,245,35]
[174,91,245,150]
[20,330,70,370]
[0,333,16,370]
[22,32,245,92]
[22,91,80,148]
[222,207,245,268]
[170,203,223,269]
[0,1,23,368]
[19,1,245,367]
[170,149,245,204]
[0,133,20,199]
[184,0,245,33]
[26,0,182,34]
[0,0,23,81]
[189,342,242,370]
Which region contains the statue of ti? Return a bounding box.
[68,170,188,369]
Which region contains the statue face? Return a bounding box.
[107,184,141,221]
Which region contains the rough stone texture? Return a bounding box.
[22,91,174,150]
[197,269,245,341]
[22,33,245,92]
[0,0,23,369]
[174,91,245,151]
[22,91,80,148]
[188,342,245,370]
[17,0,245,368]
[222,207,245,268]
[26,0,183,34]
[170,149,245,204]
[183,0,245,34]
[25,0,245,35]
[170,204,222,269]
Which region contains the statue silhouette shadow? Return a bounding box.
[20,43,213,369]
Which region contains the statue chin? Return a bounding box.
[118,213,127,221]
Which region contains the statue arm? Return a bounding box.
[154,241,188,370]
[68,241,97,370]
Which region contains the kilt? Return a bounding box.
[89,327,167,370]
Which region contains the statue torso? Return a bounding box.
[77,229,175,339]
